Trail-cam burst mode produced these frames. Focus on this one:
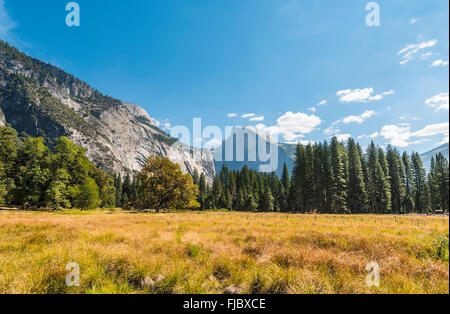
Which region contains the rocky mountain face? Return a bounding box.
[0,40,215,181]
[213,127,295,176]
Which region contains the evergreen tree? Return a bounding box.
[291,144,306,211]
[331,137,348,213]
[198,173,208,210]
[386,146,405,214]
[114,174,123,208]
[402,152,415,211]
[411,152,429,213]
[347,138,366,213]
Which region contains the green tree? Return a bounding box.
[386,145,405,214]
[411,152,430,213]
[136,155,199,211]
[331,137,348,213]
[402,152,415,212]
[45,169,71,209]
[347,138,366,213]
[72,177,100,210]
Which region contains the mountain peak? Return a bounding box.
[0,40,215,181]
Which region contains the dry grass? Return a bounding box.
[0,210,448,294]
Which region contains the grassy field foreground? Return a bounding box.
[0,210,448,294]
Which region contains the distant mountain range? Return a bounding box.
[214,127,449,175]
[0,40,215,181]
[420,143,450,169]
[1,40,447,180]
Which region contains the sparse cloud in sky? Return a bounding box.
[425,92,449,112]
[336,88,394,103]
[317,100,327,106]
[358,132,379,140]
[334,110,377,124]
[410,18,419,24]
[255,111,322,142]
[380,122,449,147]
[241,113,256,119]
[250,115,264,122]
[398,40,438,65]
[227,113,237,118]
[431,60,449,67]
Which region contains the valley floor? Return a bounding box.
[0,210,448,294]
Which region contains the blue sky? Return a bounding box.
[1,0,448,152]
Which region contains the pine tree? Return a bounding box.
[331,137,348,213]
[198,173,208,210]
[386,145,405,214]
[211,175,223,208]
[347,138,366,213]
[192,169,200,185]
[321,142,334,213]
[291,144,306,211]
[366,142,391,213]
[411,152,429,213]
[260,185,274,212]
[114,174,123,208]
[435,153,449,212]
[402,152,415,212]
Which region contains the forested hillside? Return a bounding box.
[0,40,215,181]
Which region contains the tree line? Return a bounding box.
[195,137,449,214]
[0,125,115,209]
[2,123,448,214]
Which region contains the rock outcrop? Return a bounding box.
[0,40,215,181]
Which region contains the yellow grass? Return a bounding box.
[0,210,448,294]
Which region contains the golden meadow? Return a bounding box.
[0,210,448,294]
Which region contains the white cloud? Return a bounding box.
[241,113,256,119]
[336,88,394,103]
[357,132,379,140]
[410,18,419,24]
[421,52,434,59]
[425,92,449,112]
[412,123,449,137]
[0,0,16,42]
[336,134,352,142]
[339,110,377,124]
[323,126,351,142]
[249,116,264,122]
[324,126,340,136]
[308,107,317,113]
[317,100,327,106]
[380,122,449,147]
[431,60,449,67]
[255,111,322,142]
[227,113,237,118]
[398,40,438,65]
[400,114,420,121]
[205,138,222,148]
[277,111,322,135]
[380,125,414,147]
